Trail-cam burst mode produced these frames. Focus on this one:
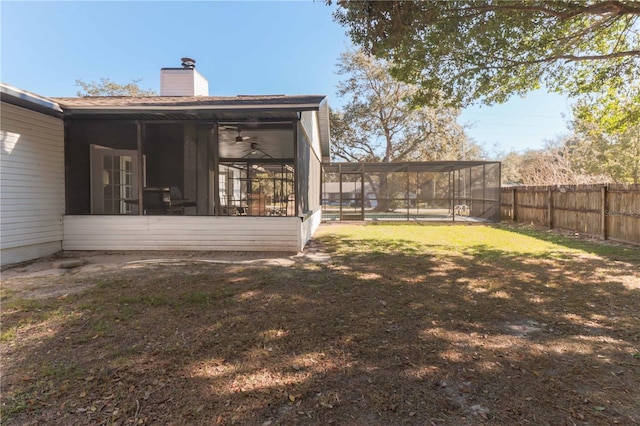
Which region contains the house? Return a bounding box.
[1,59,330,266]
[1,85,65,266]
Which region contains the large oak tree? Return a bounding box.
[331,49,474,163]
[333,1,640,128]
[331,49,480,211]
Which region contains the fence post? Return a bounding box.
[512,188,517,221]
[601,185,608,240]
[548,187,554,229]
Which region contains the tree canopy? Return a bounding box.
[75,78,157,97]
[499,118,639,185]
[331,49,484,211]
[330,49,477,163]
[333,1,640,127]
[568,117,640,183]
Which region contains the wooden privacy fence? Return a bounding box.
[501,184,640,246]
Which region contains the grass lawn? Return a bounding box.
[1,223,639,425]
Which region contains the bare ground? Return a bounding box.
[1,223,639,425]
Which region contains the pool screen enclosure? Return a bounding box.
[322,161,501,222]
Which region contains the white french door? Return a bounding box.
[90,144,139,214]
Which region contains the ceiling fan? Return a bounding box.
[235,129,251,143]
[219,126,252,143]
[219,124,239,131]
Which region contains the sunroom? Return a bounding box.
[56,95,329,252]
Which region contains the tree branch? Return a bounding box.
[450,1,640,20]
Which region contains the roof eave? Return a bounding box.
[0,83,63,118]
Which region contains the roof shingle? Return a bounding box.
[51,94,327,109]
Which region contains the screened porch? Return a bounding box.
[322,161,501,222]
[65,121,305,219]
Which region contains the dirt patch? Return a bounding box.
[1,248,327,300]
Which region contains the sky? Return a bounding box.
[1,1,573,155]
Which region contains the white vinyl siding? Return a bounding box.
[300,209,322,249]
[63,216,306,252]
[299,111,323,213]
[160,69,209,96]
[193,71,209,96]
[1,102,64,266]
[300,110,322,159]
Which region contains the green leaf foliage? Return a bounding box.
[332,1,640,128]
[568,117,640,183]
[331,49,480,163]
[75,78,157,97]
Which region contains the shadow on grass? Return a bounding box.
[2,226,639,425]
[493,222,640,261]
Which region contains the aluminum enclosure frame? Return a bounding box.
[322,161,501,222]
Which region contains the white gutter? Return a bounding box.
[0,83,63,113]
